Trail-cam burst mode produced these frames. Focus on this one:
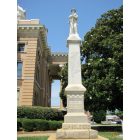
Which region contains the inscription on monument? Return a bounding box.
[67,95,84,112]
[68,101,83,109]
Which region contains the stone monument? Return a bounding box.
[56,9,99,139]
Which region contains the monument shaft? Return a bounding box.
[68,43,82,85]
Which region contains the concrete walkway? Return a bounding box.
[17,131,108,140]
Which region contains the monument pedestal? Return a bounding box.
[56,85,98,139]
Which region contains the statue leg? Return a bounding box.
[70,23,73,34]
[74,23,77,34]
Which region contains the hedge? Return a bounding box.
[17,118,22,131]
[35,119,49,131]
[17,118,62,132]
[17,106,66,120]
[22,119,36,131]
[48,120,62,130]
[92,125,122,132]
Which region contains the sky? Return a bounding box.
[18,0,123,107]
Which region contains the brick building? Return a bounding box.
[17,5,67,107]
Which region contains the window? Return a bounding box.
[17,62,22,78]
[17,43,25,52]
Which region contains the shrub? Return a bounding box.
[17,118,22,131]
[93,110,106,123]
[34,119,49,131]
[17,106,64,120]
[22,119,36,132]
[48,121,62,130]
[18,118,63,132]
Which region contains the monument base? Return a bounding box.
[55,136,108,140]
[56,129,98,139]
[56,137,108,140]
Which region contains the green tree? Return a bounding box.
[60,6,123,112]
[59,64,68,107]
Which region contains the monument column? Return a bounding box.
[56,9,98,139]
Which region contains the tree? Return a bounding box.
[59,64,68,107]
[60,6,123,112]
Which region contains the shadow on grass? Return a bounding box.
[99,132,123,140]
[17,136,48,140]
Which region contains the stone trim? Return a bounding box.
[51,52,68,57]
[17,25,47,48]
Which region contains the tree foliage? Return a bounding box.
[60,6,123,112]
[59,64,68,107]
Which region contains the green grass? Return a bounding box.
[17,132,122,140]
[17,136,48,140]
[99,132,123,140]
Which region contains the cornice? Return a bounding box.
[17,24,48,47]
[51,52,68,57]
[17,24,48,31]
[17,24,51,60]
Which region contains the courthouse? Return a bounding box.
[17,5,67,107]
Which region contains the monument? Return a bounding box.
[56,9,108,140]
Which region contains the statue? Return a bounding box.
[69,9,78,35]
[17,5,26,20]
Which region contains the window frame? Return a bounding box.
[17,41,27,53]
[17,61,23,79]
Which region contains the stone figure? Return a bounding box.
[17,5,26,20]
[69,9,78,35]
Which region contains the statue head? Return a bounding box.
[71,8,76,15]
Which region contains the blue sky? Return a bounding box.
[51,80,60,107]
[18,0,122,106]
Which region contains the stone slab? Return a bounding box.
[62,123,91,129]
[56,136,108,140]
[67,34,81,41]
[65,84,86,92]
[56,129,98,139]
[64,113,89,123]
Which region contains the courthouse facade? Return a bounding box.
[17,6,67,107]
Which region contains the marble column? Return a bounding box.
[56,9,98,139]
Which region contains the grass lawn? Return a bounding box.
[17,132,122,140]
[17,136,48,140]
[99,132,123,140]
